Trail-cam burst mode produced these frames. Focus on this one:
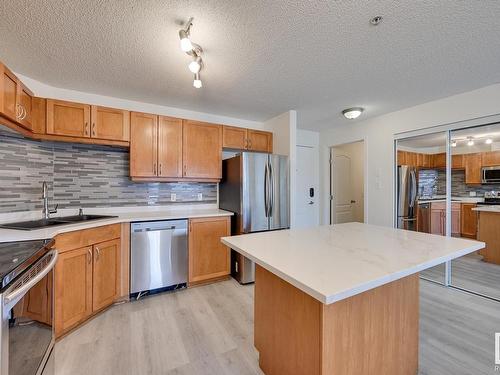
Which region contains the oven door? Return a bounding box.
[1,250,58,375]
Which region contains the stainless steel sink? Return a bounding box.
[0,215,117,231]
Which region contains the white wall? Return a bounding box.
[333,141,364,223]
[319,83,500,226]
[16,73,264,130]
[264,111,297,227]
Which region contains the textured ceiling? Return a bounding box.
[1,1,500,130]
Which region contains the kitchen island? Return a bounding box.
[473,205,500,264]
[222,222,484,375]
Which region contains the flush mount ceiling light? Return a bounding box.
[467,137,474,146]
[178,17,205,88]
[342,107,364,120]
[486,138,493,144]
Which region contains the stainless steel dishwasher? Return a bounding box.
[130,220,188,298]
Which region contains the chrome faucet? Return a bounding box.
[41,181,58,219]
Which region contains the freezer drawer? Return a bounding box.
[130,220,188,295]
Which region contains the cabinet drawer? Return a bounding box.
[55,224,121,253]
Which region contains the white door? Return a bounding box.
[295,145,319,228]
[331,149,354,224]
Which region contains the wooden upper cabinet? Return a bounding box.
[464,153,482,185]
[0,63,20,122]
[55,246,93,337]
[247,129,273,152]
[130,112,158,177]
[188,217,231,284]
[482,151,500,167]
[452,154,464,169]
[92,238,120,312]
[432,153,446,168]
[18,83,33,130]
[91,106,130,141]
[183,120,222,179]
[397,150,406,166]
[46,99,91,137]
[223,125,248,149]
[158,116,183,178]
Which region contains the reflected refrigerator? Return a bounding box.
[397,165,417,231]
[219,152,289,283]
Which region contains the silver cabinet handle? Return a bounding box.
[159,163,162,175]
[92,122,96,136]
[84,122,89,135]
[15,104,22,119]
[95,246,100,261]
[264,163,269,217]
[87,248,92,264]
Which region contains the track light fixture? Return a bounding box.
[179,17,205,88]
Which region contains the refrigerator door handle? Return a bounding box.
[269,161,274,217]
[409,169,417,208]
[264,162,269,217]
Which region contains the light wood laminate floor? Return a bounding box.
[45,278,500,375]
[421,253,500,300]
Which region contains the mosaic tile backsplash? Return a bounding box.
[0,129,217,213]
[418,168,498,197]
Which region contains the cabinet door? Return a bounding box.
[183,120,222,179]
[432,153,446,168]
[92,239,120,312]
[397,151,407,166]
[130,112,158,177]
[430,210,444,235]
[247,130,273,152]
[461,203,477,238]
[188,217,231,284]
[451,205,461,236]
[223,126,248,149]
[405,152,417,167]
[451,154,464,169]
[464,153,482,184]
[91,106,130,141]
[0,63,20,122]
[55,246,93,337]
[481,151,500,167]
[46,99,91,137]
[18,83,33,130]
[158,116,183,178]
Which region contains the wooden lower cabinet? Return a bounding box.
[55,246,93,337]
[461,203,477,239]
[54,226,121,338]
[188,217,231,284]
[430,202,460,236]
[92,238,121,311]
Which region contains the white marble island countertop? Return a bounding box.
[222,222,484,304]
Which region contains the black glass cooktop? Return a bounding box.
[0,239,54,289]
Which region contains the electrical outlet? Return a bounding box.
[170,193,176,202]
[197,193,203,201]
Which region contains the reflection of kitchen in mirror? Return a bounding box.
[396,124,500,298]
[450,124,500,300]
[396,132,449,284]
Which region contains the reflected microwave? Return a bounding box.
[482,166,500,184]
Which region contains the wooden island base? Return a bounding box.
[254,265,419,375]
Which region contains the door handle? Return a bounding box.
[350,200,356,204]
[264,163,269,217]
[308,201,314,205]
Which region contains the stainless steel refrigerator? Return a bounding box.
[397,165,417,231]
[219,152,289,283]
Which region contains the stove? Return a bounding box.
[480,191,500,205]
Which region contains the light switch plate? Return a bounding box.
[197,193,203,201]
[170,193,176,202]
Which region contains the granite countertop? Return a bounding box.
[222,222,483,305]
[0,204,233,243]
